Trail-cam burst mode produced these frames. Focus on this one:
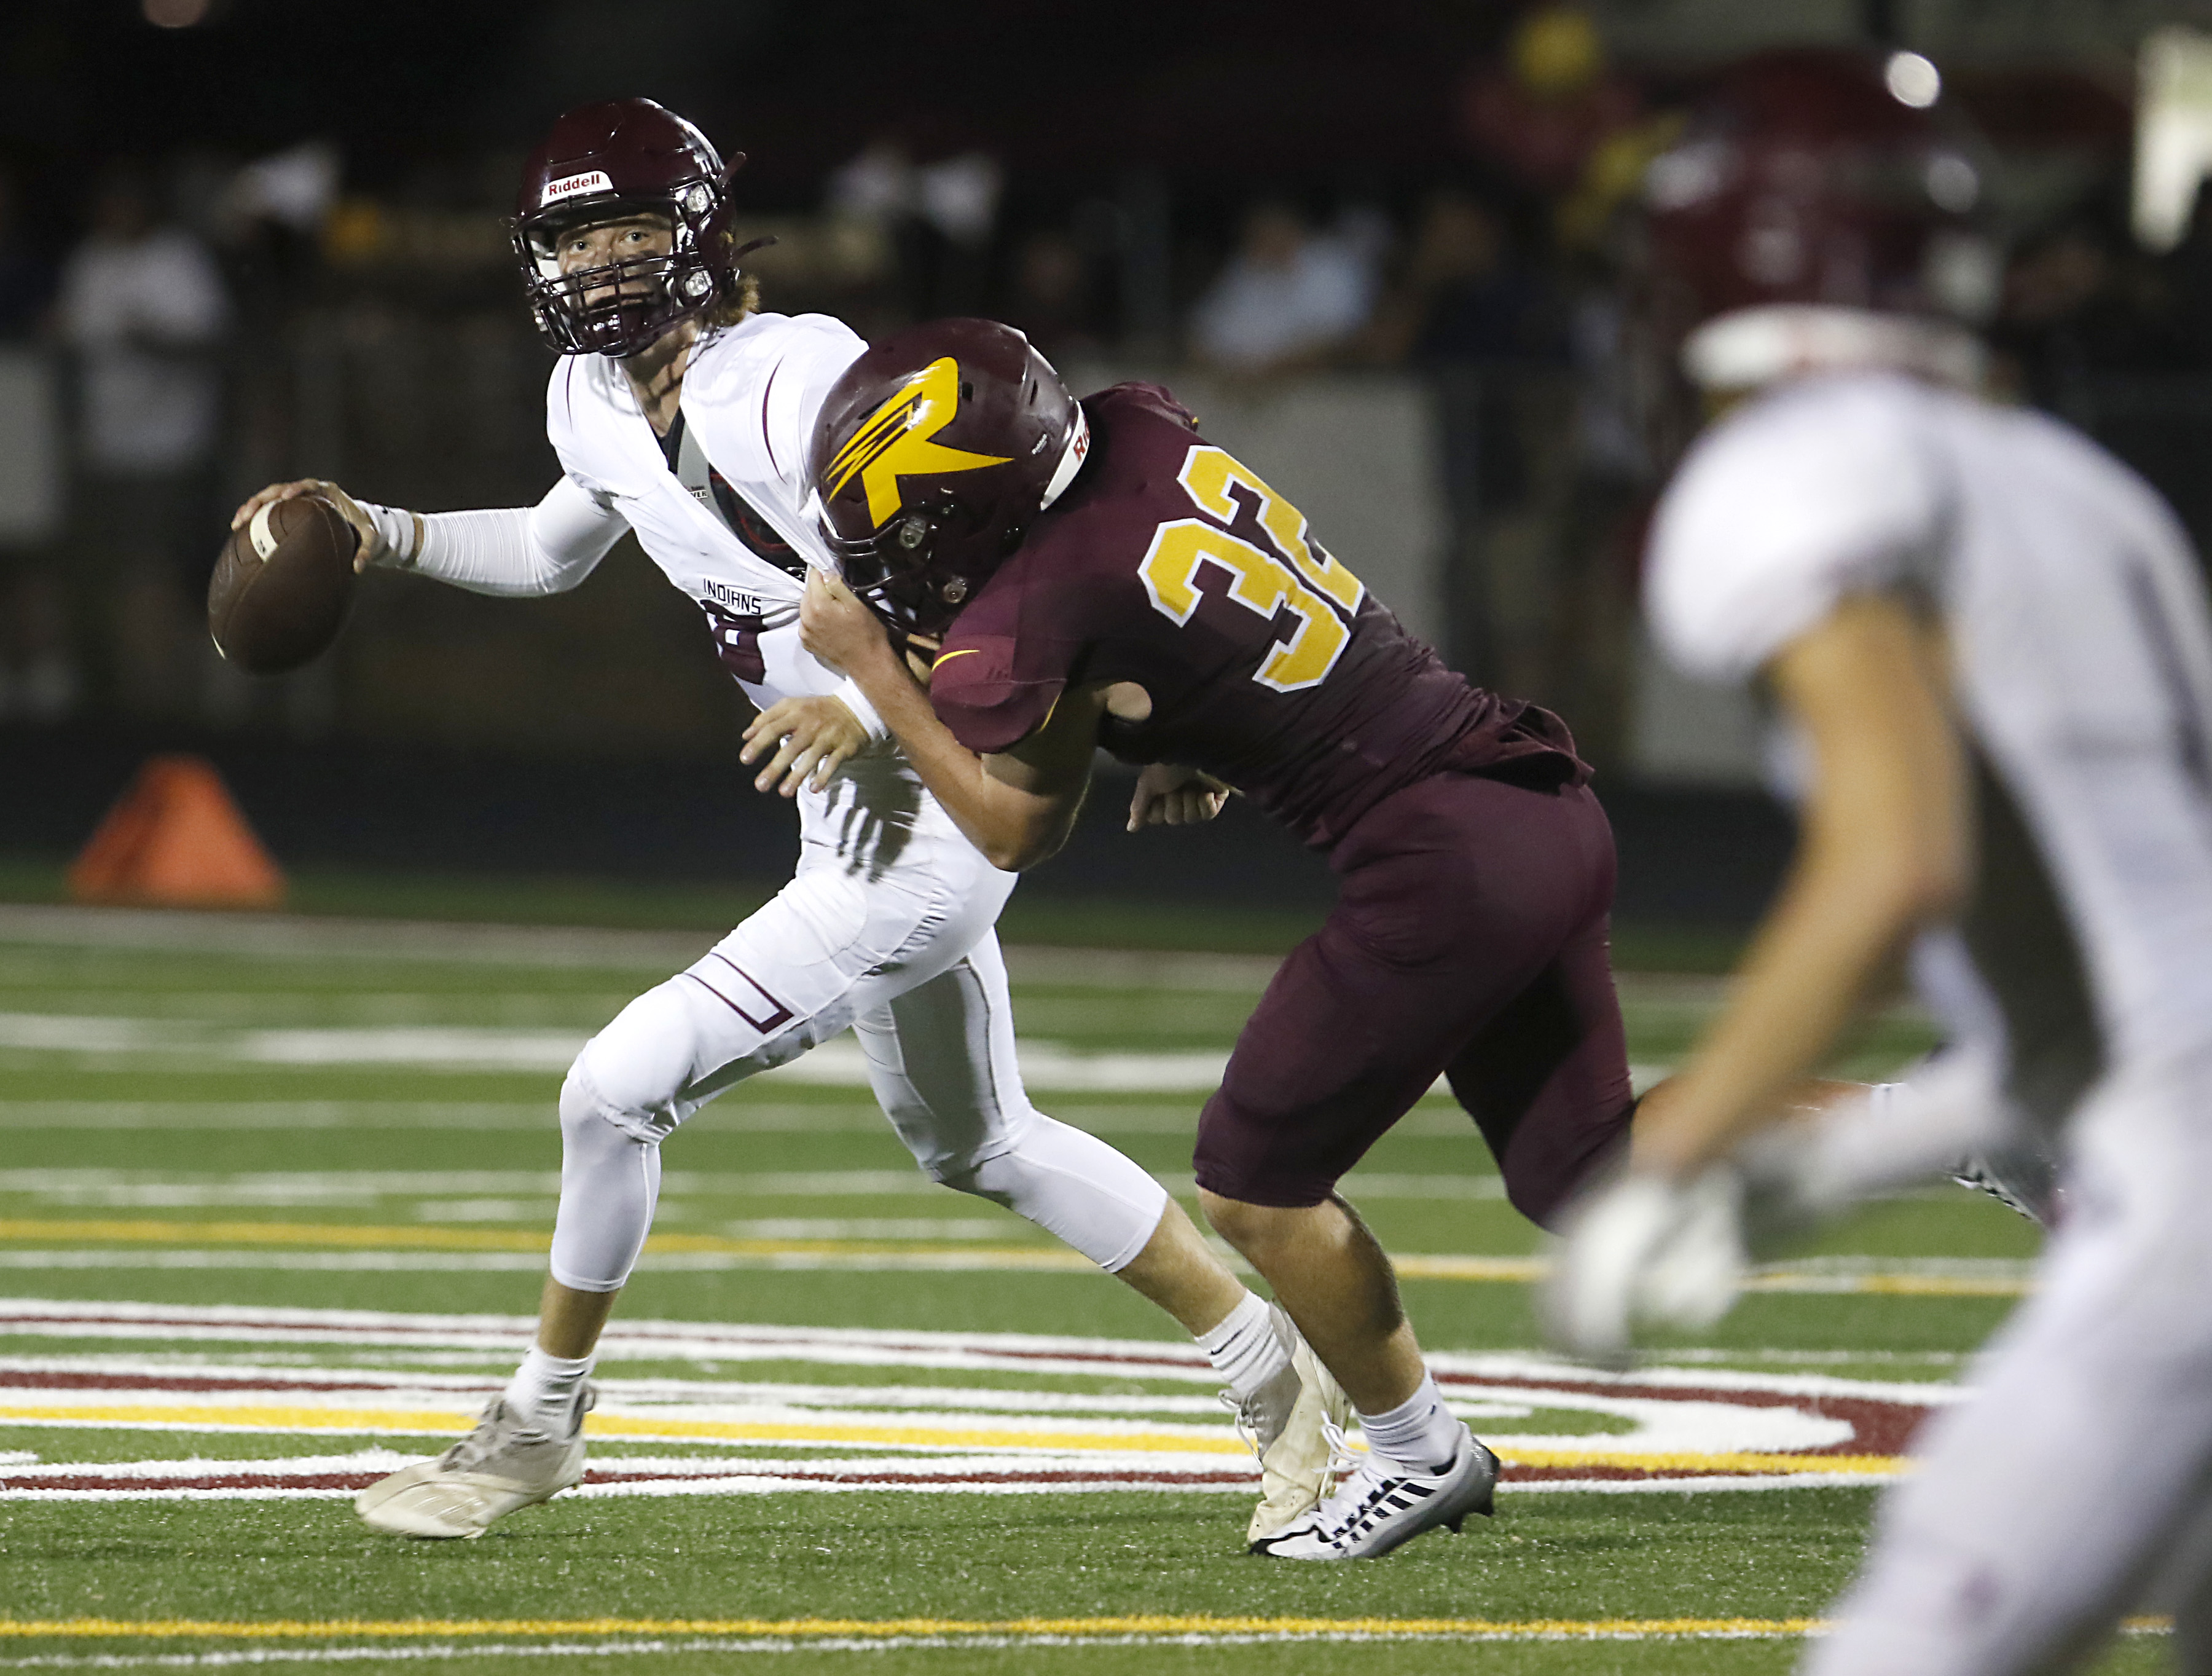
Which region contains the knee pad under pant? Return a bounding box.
[935,1114,1167,1274]
[547,1059,662,1293]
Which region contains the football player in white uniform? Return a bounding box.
[232,99,1344,1546]
[1545,50,2212,1674]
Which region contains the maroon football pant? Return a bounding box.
[1193,773,1633,1228]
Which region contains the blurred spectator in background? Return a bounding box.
[1457,5,1641,207]
[2160,182,2212,371]
[1371,189,1582,712]
[828,136,1002,323]
[58,162,229,720]
[0,168,53,340]
[0,164,71,724]
[1003,229,1103,365]
[1990,216,2168,413]
[1189,199,1379,378]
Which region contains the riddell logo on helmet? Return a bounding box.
[545,170,615,202]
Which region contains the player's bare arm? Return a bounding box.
[1630,593,1969,1179]
[801,569,1101,869]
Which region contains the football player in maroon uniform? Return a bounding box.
[241,101,1349,1551]
[797,319,1639,1558]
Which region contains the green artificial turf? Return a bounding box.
[0,902,2148,1675]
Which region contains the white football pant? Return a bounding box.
[547,765,1167,1292]
[1804,1047,2212,1675]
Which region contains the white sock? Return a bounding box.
[1357,1374,1464,1476]
[1195,1291,1291,1399]
[504,1345,594,1437]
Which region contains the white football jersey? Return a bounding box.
[1649,371,2212,1124]
[544,310,865,712]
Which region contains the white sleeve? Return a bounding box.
[1645,377,1948,681]
[365,476,629,598]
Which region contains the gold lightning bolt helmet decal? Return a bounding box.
[825,357,1014,528]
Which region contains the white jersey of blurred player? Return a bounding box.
[1649,367,2212,1674]
[381,309,1167,1292]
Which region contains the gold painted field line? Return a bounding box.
[0,1219,2036,1294]
[0,1398,1903,1475]
[0,1401,1245,1457]
[0,1615,1831,1642]
[0,1219,1074,1264]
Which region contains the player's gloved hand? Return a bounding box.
[1127,763,1231,832]
[230,479,418,574]
[1541,1166,1748,1369]
[740,694,869,797]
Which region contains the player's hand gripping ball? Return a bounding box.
[210,484,363,674]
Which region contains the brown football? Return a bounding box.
[208,493,359,674]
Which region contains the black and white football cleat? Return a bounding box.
[1951,1147,2062,1229]
[1249,1424,1499,1560]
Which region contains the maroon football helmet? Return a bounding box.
[812,320,1088,639]
[513,98,749,358]
[1642,48,1998,384]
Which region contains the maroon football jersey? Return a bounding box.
[928,383,1588,849]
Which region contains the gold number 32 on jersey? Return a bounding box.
[1136,446,1367,692]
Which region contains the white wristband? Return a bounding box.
[356,501,420,569]
[832,676,890,743]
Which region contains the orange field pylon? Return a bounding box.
[67,755,287,910]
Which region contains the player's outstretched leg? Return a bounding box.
[854,935,1351,1540]
[1203,1191,1499,1560]
[356,1049,656,1536]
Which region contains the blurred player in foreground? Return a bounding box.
[1545,49,2212,1673]
[798,317,1641,1558]
[232,99,1339,1546]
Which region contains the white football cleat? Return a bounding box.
[1228,1304,1355,1544]
[1250,1425,1498,1560]
[355,1386,594,1539]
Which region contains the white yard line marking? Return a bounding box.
[0,1166,1521,1203]
[21,1609,2042,1666]
[0,1016,1242,1090]
[0,907,1291,993]
[0,1102,1539,1138]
